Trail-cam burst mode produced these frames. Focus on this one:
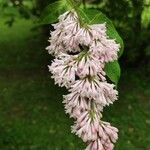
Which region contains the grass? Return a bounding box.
[0,19,150,150]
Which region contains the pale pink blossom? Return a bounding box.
[71,111,118,148]
[58,10,78,22]
[46,23,65,54]
[75,27,93,46]
[73,115,118,150]
[76,51,105,79]
[63,92,89,118]
[85,139,104,150]
[71,110,102,142]
[63,91,103,119]
[90,24,107,40]
[70,78,118,106]
[90,39,120,63]
[48,53,77,88]
[46,11,81,54]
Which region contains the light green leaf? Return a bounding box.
[104,61,121,85]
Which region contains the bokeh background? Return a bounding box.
[0,0,150,149]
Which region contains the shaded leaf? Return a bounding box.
[39,0,68,25]
[104,61,121,85]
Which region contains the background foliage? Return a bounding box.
[0,0,150,150]
[1,0,150,65]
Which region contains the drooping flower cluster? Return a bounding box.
[47,10,120,150]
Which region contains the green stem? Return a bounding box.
[67,0,84,26]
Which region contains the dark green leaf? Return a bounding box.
[144,45,150,56]
[39,0,68,25]
[104,61,121,85]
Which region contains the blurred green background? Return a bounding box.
[0,0,150,150]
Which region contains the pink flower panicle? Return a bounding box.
[46,10,120,150]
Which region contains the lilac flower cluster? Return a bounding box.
[47,10,120,150]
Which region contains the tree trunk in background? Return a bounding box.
[130,0,144,64]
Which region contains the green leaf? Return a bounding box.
[104,61,121,85]
[39,0,68,25]
[80,9,124,57]
[144,45,150,56]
